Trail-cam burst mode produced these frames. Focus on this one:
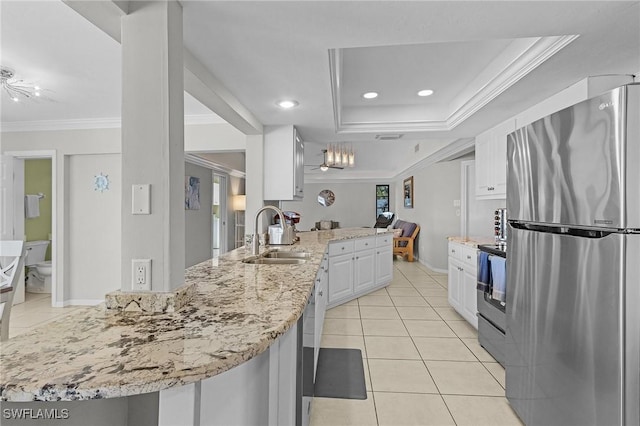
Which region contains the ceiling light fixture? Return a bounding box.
[276,99,299,109]
[417,89,434,97]
[1,67,41,102]
[362,92,378,99]
[326,143,355,168]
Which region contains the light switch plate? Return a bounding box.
[132,184,151,214]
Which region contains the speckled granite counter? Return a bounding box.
[447,236,496,247]
[0,228,391,402]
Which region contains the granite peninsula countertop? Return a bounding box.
[0,228,392,402]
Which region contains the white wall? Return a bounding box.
[281,181,394,231]
[185,162,213,268]
[68,154,121,303]
[394,161,462,272]
[1,124,242,303]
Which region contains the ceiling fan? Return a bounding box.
[308,149,344,171]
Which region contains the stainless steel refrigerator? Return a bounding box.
[506,84,640,426]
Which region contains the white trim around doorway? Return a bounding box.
[5,150,61,307]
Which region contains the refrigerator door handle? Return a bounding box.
[509,221,616,238]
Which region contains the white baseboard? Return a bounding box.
[62,299,104,306]
[419,259,448,274]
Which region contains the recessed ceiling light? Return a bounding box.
[362,92,378,99]
[417,89,434,97]
[276,100,299,109]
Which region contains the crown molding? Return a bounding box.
[331,35,578,134]
[303,175,395,184]
[1,117,122,133]
[1,114,227,133]
[185,153,246,178]
[446,35,579,129]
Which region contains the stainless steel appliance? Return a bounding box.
[476,244,506,366]
[493,208,507,245]
[506,84,640,425]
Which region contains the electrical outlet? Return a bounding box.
[132,259,151,291]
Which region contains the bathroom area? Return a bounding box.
[23,158,53,302]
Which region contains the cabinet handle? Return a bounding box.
[488,187,495,191]
[319,291,323,297]
[356,256,359,260]
[341,247,345,250]
[316,278,320,282]
[467,255,471,260]
[452,249,456,253]
[365,243,369,246]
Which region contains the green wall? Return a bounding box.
[25,159,52,260]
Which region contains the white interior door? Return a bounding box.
[0,155,25,304]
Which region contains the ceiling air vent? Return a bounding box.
[375,134,403,141]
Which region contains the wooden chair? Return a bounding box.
[393,225,420,262]
[0,240,25,341]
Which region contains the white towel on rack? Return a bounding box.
[25,194,40,218]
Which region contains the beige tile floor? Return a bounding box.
[7,263,523,425]
[8,292,86,339]
[311,260,523,426]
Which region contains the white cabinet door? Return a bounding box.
[264,125,304,201]
[475,119,515,200]
[328,252,354,304]
[354,248,375,293]
[448,258,463,312]
[293,130,304,199]
[314,260,328,376]
[375,246,393,284]
[474,130,493,197]
[462,268,478,329]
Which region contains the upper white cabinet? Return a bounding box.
[264,125,304,200]
[475,119,515,200]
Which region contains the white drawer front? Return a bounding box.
[329,240,355,256]
[376,234,393,247]
[462,246,477,269]
[448,242,463,261]
[355,237,376,252]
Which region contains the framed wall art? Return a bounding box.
[403,176,414,208]
[185,176,201,210]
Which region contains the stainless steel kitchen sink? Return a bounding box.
[242,257,307,265]
[262,251,311,259]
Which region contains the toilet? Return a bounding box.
[24,240,52,294]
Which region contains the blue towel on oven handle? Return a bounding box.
[490,256,506,303]
[476,251,492,293]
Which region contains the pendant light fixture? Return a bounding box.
[326,143,355,168]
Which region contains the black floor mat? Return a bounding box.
[313,348,367,400]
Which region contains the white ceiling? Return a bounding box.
[1,1,639,179]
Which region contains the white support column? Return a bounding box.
[158,382,201,426]
[120,0,185,292]
[245,134,265,238]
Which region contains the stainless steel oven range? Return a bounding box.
[476,244,506,366]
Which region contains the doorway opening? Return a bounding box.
[212,173,228,258]
[2,150,58,307]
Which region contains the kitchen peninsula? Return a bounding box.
[0,228,392,426]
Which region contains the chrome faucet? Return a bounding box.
[252,206,287,256]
